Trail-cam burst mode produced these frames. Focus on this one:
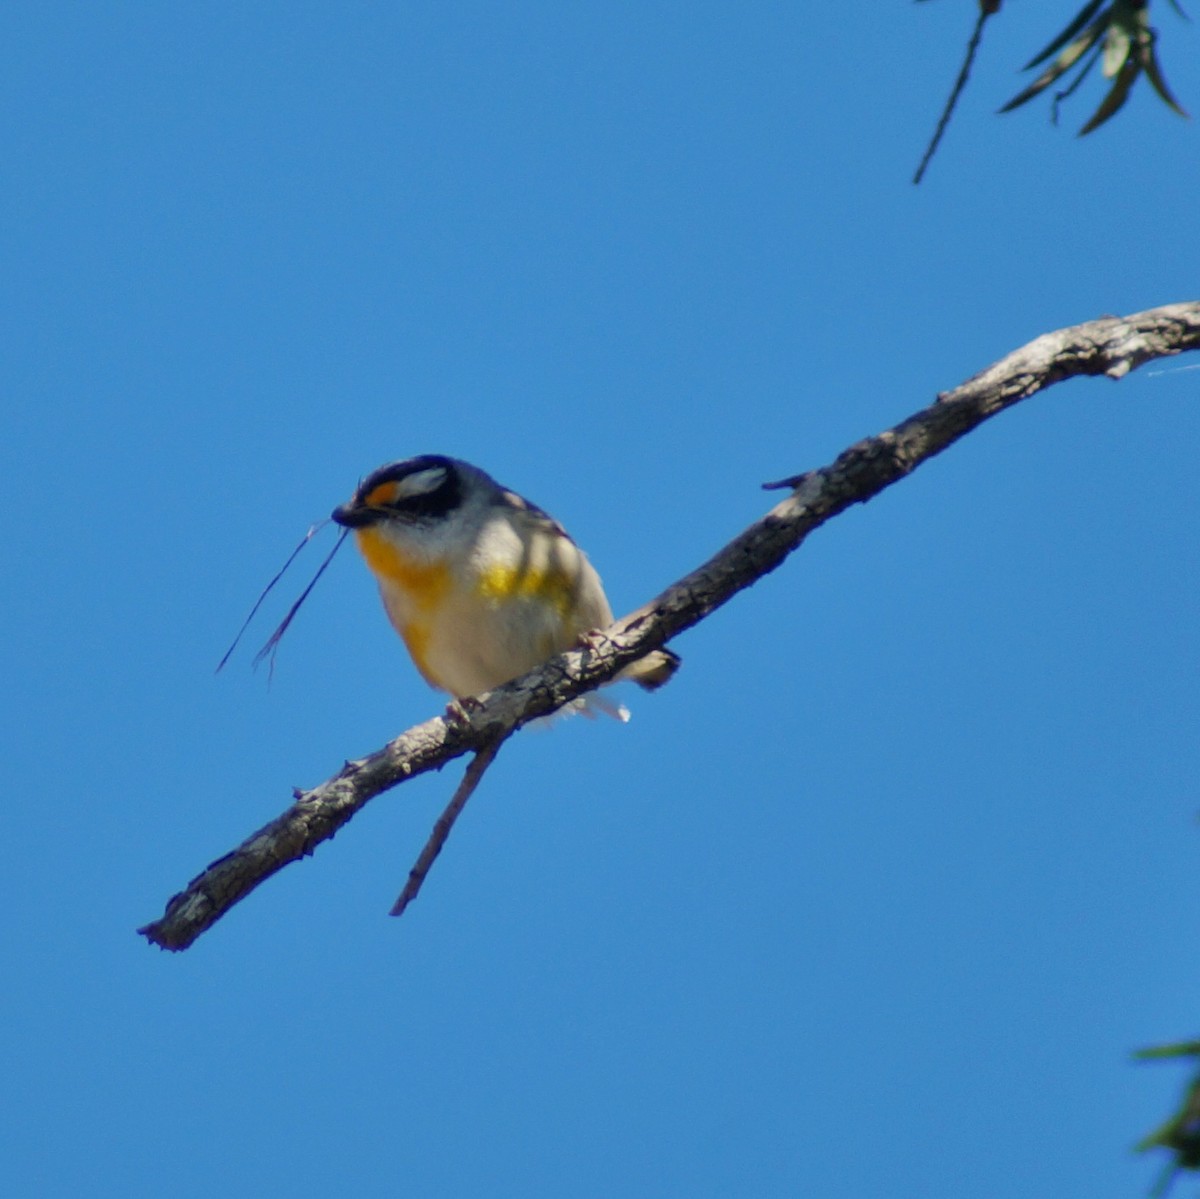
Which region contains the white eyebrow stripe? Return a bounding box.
[394,467,447,498]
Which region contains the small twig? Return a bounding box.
[913,1,999,185]
[1050,39,1102,125]
[390,737,505,917]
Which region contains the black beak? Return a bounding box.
[331,502,376,528]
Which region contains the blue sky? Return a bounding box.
[4,3,1199,1195]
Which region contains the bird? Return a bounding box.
[330,455,679,714]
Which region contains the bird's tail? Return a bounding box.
[620,648,681,692]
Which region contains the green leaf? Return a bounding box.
[1021,0,1108,70]
[1135,1041,1200,1062]
[1078,56,1140,133]
[999,20,1105,112]
[1139,30,1191,116]
[1102,20,1133,77]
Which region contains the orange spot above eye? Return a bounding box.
[362,481,399,508]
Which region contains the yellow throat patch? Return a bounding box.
[353,527,452,687]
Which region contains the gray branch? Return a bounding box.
[140,301,1200,951]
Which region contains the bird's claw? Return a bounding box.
[444,695,484,728]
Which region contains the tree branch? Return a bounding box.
[139,301,1200,951]
[390,736,505,917]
